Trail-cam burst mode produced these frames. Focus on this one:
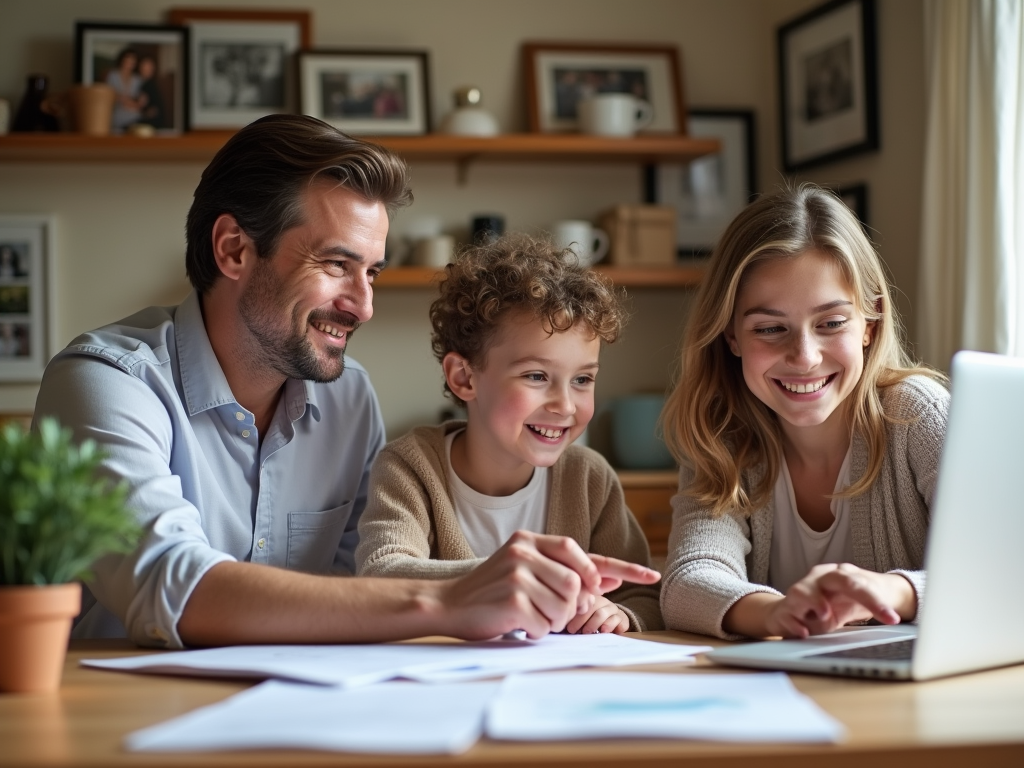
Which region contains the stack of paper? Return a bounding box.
[82,633,712,687]
[126,680,499,754]
[124,671,843,754]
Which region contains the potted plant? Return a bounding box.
[0,417,138,693]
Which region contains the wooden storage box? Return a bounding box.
[598,205,677,266]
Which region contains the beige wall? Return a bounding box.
[0,0,925,442]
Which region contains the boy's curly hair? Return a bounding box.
[429,232,626,403]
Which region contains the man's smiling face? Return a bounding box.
[238,181,389,383]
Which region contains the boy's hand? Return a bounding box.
[436,531,657,640]
[565,595,630,635]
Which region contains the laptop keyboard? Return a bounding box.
[810,638,916,661]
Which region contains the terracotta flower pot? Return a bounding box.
[0,582,81,693]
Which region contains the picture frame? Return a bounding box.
[297,49,431,136]
[522,42,685,133]
[647,109,757,257]
[167,8,311,130]
[778,0,878,172]
[74,21,188,134]
[0,216,55,382]
[833,182,869,227]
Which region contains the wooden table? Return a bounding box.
[2,632,1023,767]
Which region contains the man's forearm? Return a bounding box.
[177,561,447,646]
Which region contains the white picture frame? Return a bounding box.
[168,9,310,130]
[298,49,432,136]
[0,216,55,382]
[651,109,757,256]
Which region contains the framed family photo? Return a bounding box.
[0,216,54,382]
[298,49,431,135]
[778,0,879,171]
[648,109,757,257]
[75,21,188,134]
[522,42,685,133]
[167,7,310,129]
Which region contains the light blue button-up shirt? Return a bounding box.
[33,292,385,648]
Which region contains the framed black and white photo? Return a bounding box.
[298,49,431,135]
[75,22,188,134]
[647,109,757,257]
[0,216,54,382]
[168,8,310,129]
[523,42,685,133]
[778,0,878,172]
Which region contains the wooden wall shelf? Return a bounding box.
[375,264,704,289]
[0,132,719,165]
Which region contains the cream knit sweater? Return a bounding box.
[661,375,950,639]
[355,421,663,631]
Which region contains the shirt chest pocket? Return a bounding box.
[286,501,354,573]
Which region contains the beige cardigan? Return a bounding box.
[355,421,663,631]
[661,375,950,639]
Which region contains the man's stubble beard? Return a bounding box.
[238,257,358,384]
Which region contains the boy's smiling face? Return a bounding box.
[448,312,601,496]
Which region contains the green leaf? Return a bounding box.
[0,417,140,585]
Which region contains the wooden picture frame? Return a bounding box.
[778,0,879,171]
[297,49,431,135]
[0,215,55,382]
[522,42,685,134]
[647,109,757,257]
[74,21,188,134]
[167,7,311,129]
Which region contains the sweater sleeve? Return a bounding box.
[585,459,664,632]
[355,445,484,580]
[660,465,780,639]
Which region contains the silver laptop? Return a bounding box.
[706,350,1024,681]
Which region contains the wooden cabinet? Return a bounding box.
[619,470,677,564]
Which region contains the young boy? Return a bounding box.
[355,234,662,633]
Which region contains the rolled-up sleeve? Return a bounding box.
[35,354,234,648]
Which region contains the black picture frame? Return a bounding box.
[777,0,878,172]
[297,49,432,136]
[75,21,189,134]
[834,182,868,225]
[646,109,757,257]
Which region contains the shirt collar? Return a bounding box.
[175,291,320,422]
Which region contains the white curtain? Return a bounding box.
[918,0,1024,368]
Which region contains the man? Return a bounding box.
[34,114,658,649]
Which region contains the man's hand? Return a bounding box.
[725,564,917,639]
[565,595,630,635]
[437,530,659,641]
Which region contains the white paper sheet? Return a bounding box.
[126,680,498,754]
[83,634,710,687]
[487,671,844,743]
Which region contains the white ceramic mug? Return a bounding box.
[413,235,455,268]
[552,220,609,266]
[577,93,654,137]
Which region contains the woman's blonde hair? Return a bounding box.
[662,183,941,516]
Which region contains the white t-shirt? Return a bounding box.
[768,445,854,594]
[445,430,549,557]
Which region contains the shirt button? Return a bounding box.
[235,411,245,421]
[241,429,251,438]
[257,538,265,549]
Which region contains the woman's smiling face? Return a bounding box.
[724,249,875,436]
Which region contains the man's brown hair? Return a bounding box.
[185,114,412,294]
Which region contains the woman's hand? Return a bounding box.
[725,564,917,639]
